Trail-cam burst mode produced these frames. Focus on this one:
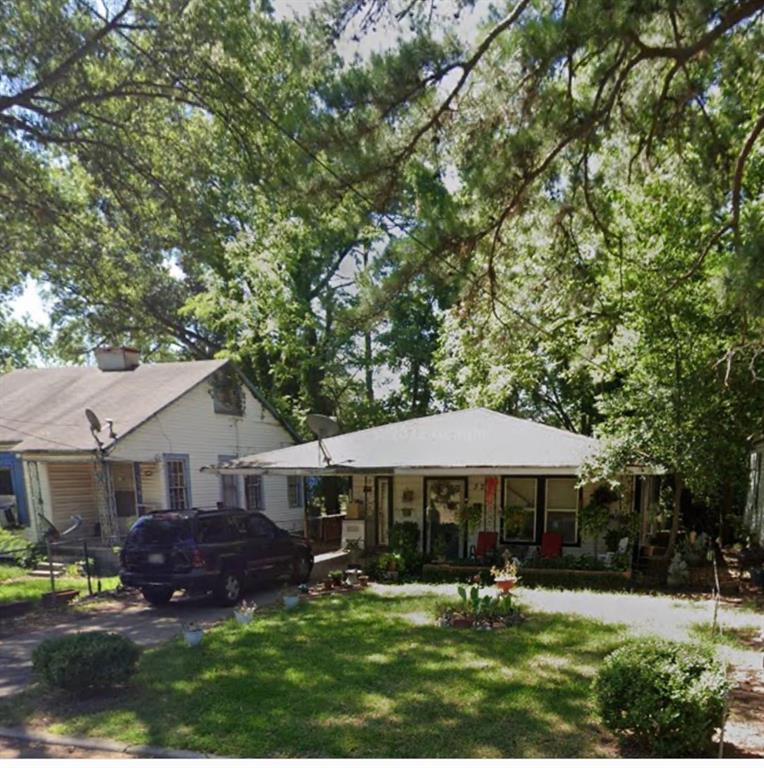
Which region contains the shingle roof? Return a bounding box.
[0,359,227,452]
[215,407,598,475]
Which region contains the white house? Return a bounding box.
[209,408,655,559]
[0,347,304,542]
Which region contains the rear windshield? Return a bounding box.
[125,516,193,548]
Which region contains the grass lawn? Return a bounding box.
[0,564,119,605]
[0,588,623,758]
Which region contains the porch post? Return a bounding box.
[94,457,119,543]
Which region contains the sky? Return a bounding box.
[8,0,493,328]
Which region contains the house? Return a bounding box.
[208,407,656,559]
[0,347,304,543]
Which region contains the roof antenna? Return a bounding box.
[306,414,340,466]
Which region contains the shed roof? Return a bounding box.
[0,359,228,453]
[211,407,599,475]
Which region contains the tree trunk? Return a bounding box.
[666,473,683,559]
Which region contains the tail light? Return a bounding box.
[191,549,206,568]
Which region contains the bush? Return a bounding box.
[594,638,729,756]
[33,631,141,692]
[390,522,419,558]
[0,527,37,567]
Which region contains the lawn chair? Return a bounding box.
[540,531,563,558]
[471,531,498,563]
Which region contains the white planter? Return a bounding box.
[234,611,254,625]
[283,595,299,610]
[184,629,204,647]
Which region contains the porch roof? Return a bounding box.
[205,408,599,476]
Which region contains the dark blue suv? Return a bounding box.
[120,507,313,606]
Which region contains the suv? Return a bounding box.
[120,507,313,606]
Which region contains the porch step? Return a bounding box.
[27,568,66,578]
[36,561,66,569]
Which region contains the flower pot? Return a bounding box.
[495,578,517,593]
[183,628,204,647]
[283,595,300,610]
[234,611,253,625]
[41,589,79,608]
[358,575,369,587]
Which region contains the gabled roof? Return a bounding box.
[0,359,229,453]
[213,407,599,475]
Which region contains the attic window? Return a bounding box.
[210,370,245,416]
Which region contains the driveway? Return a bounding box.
[0,585,282,698]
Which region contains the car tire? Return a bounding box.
[214,571,243,606]
[291,554,313,584]
[141,586,174,606]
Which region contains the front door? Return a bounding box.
[376,476,392,547]
[425,478,466,558]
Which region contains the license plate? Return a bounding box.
[147,553,165,564]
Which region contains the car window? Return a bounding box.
[126,516,192,547]
[197,515,231,543]
[247,514,275,538]
[229,516,248,538]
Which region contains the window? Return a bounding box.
[287,476,303,508]
[165,457,190,510]
[502,477,537,541]
[0,469,13,496]
[545,478,578,544]
[248,514,275,538]
[245,475,264,511]
[197,515,231,543]
[218,456,240,508]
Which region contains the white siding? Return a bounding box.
[109,379,301,530]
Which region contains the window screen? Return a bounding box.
[245,475,264,510]
[287,476,303,508]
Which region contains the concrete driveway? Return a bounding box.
[0,585,281,698]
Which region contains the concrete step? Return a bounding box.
[36,561,66,569]
[27,568,66,578]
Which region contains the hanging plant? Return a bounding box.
[456,503,483,531]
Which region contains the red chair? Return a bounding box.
[540,531,563,558]
[475,531,498,560]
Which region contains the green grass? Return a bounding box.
[0,566,119,605]
[0,590,623,757]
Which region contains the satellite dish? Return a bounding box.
[306,414,339,466]
[85,408,102,433]
[306,414,340,439]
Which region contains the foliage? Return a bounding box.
[490,556,519,581]
[580,485,620,557]
[32,631,141,692]
[389,521,420,561]
[377,552,405,572]
[455,503,483,531]
[0,528,37,568]
[594,638,729,756]
[524,554,630,573]
[451,584,516,622]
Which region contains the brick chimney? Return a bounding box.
[94,346,141,372]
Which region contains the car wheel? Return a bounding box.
[214,571,242,606]
[291,554,313,584]
[141,586,174,606]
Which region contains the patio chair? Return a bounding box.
[474,531,498,562]
[540,531,563,558]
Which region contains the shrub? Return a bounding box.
[0,527,37,567]
[390,522,419,559]
[33,631,141,692]
[594,638,729,756]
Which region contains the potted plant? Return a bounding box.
[234,600,257,625]
[358,574,369,587]
[182,621,204,647]
[329,569,344,587]
[378,552,403,580]
[490,557,520,593]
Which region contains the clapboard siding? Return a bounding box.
[47,462,99,533]
[109,379,301,530]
